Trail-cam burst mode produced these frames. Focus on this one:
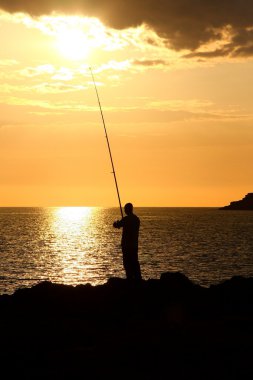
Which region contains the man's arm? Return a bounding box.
[113,219,124,229]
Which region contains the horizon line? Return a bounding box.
[0,205,222,208]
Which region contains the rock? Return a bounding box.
[219,192,253,210]
[0,272,253,379]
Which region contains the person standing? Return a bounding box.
[113,203,142,281]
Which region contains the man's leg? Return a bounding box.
[123,254,132,280]
[133,260,142,281]
[131,249,142,280]
[124,257,142,281]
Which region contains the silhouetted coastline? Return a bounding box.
[1,272,253,379]
[220,192,253,210]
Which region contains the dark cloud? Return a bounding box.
[230,28,253,57]
[183,48,232,59]
[1,0,253,56]
[184,27,253,58]
[133,59,168,67]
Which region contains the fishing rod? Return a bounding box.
[90,67,123,219]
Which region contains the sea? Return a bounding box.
[0,207,253,295]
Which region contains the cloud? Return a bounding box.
[52,68,74,81]
[93,60,131,73]
[19,64,75,81]
[20,64,55,77]
[35,83,86,94]
[133,59,168,68]
[0,83,86,95]
[0,95,92,112]
[1,0,253,56]
[0,59,19,66]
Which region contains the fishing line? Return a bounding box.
[90,67,123,218]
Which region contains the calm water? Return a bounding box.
[0,207,253,294]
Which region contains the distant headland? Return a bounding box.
[220,193,253,210]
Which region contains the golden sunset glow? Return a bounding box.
[0,3,253,207]
[56,28,90,60]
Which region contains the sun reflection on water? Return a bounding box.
[55,207,92,228]
[50,207,100,284]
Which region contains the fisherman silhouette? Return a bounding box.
[113,203,142,281]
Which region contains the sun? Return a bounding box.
[56,28,90,60]
[47,16,120,61]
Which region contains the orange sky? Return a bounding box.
[0,2,253,206]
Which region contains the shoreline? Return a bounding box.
[1,272,253,379]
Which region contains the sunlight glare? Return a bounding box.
[55,207,92,224]
[56,28,90,60]
[52,207,93,237]
[50,207,101,285]
[52,16,111,61]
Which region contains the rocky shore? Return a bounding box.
[220,192,253,210]
[1,272,253,379]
